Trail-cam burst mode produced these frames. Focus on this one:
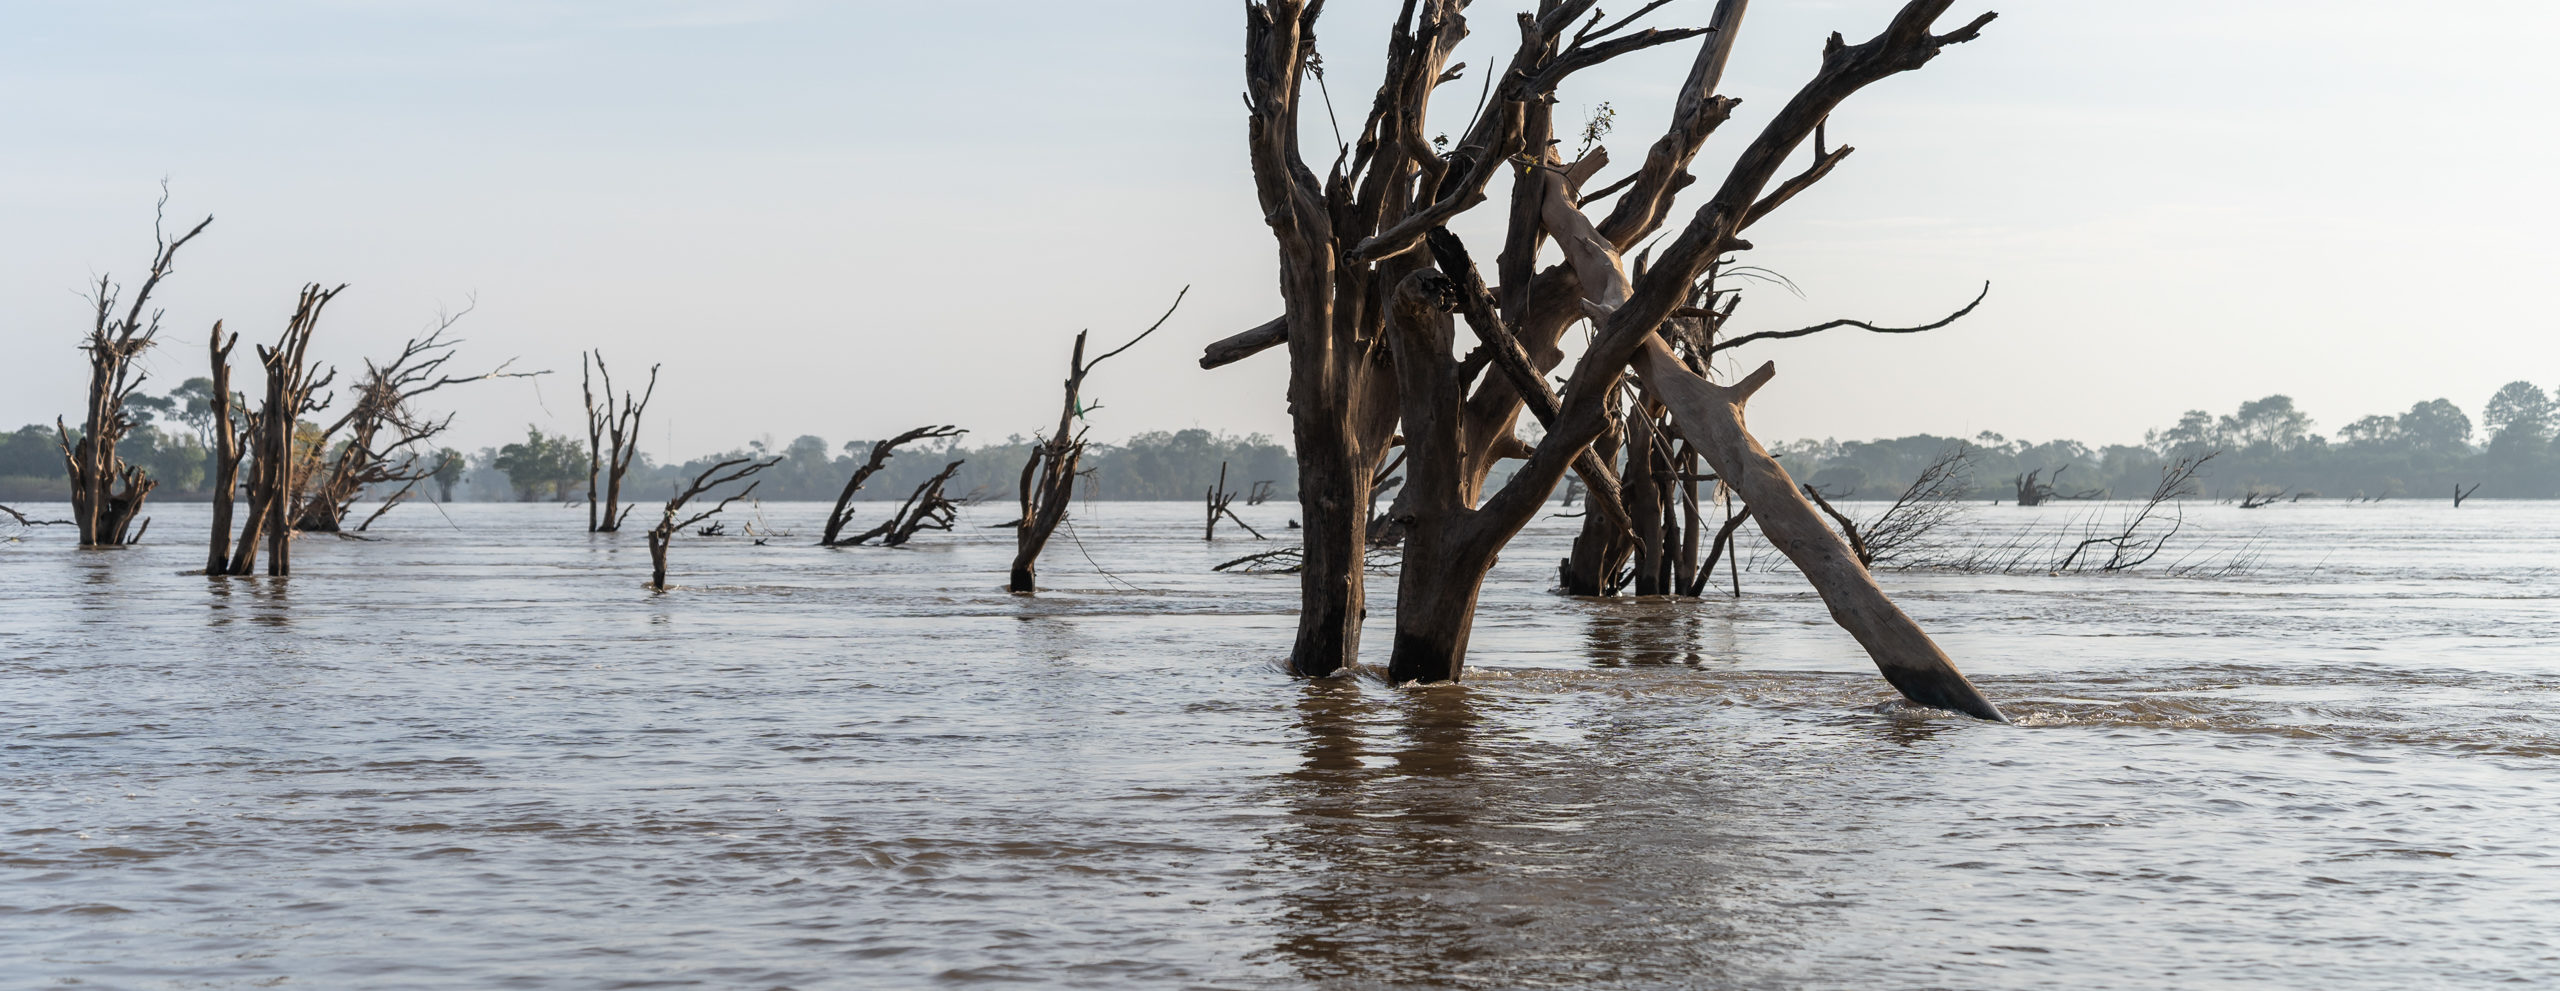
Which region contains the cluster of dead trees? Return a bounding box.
[35,0,2056,726]
[1216,0,2008,718]
[46,193,533,576]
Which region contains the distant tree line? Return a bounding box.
[1780,386,2549,501]
[21,381,2560,507]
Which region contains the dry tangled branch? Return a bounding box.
[823,424,966,547]
[298,302,543,532]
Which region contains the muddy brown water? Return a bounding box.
[4,499,2556,988]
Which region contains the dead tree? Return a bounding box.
[58,199,212,546]
[822,425,965,546]
[2454,482,2480,507]
[1237,0,2004,718]
[220,284,342,576]
[1205,462,1266,540]
[296,306,538,532]
[2055,453,2214,572]
[1855,443,1974,566]
[2012,468,2052,506]
[1247,479,1276,506]
[2013,465,2101,506]
[648,456,779,590]
[1567,268,1978,595]
[1228,1,1996,702]
[1011,289,1183,592]
[583,352,659,533]
[2237,487,2285,509]
[205,321,249,573]
[844,460,967,547]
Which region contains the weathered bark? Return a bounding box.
[1366,1,2002,716]
[822,424,963,546]
[1381,273,1495,683]
[206,322,244,574]
[1633,343,2001,719]
[1244,0,1702,676]
[585,353,657,533]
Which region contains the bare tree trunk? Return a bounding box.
[1012,292,1181,592]
[586,353,656,533]
[1635,342,2002,719]
[206,322,241,574]
[297,306,536,533]
[226,283,343,577]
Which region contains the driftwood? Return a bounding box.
[822,425,964,546]
[648,456,779,590]
[584,352,658,533]
[1012,288,1183,592]
[58,196,211,547]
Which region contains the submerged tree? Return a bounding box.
[204,321,248,573]
[821,425,965,546]
[1010,288,1184,593]
[211,283,342,576]
[1228,0,2003,718]
[59,198,212,546]
[583,352,658,532]
[843,460,968,547]
[647,455,779,590]
[296,306,539,532]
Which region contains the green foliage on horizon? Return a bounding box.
[18,382,2560,507]
[1778,390,2546,501]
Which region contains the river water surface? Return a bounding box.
[4,498,2556,989]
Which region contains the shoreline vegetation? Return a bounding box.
[11,386,2554,508]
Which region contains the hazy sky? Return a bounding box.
[6,1,2556,460]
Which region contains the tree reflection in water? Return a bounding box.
[1257,676,1817,988]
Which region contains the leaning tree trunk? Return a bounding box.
[1635,343,2003,720]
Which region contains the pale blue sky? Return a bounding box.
[6,1,2555,458]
